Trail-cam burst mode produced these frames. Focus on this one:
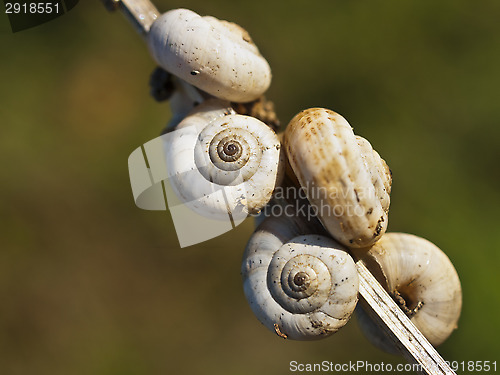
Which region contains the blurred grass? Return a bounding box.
[0,1,499,374]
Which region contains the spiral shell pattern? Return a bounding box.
[284,108,392,248]
[165,100,283,221]
[242,214,359,340]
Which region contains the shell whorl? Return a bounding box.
[148,9,271,102]
[165,100,283,220]
[356,232,462,347]
[283,108,392,248]
[163,76,206,133]
[242,214,359,340]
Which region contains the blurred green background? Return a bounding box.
[1,1,499,374]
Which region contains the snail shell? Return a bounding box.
[165,99,283,221]
[354,232,462,348]
[148,9,271,103]
[283,108,392,248]
[163,76,206,133]
[242,214,359,340]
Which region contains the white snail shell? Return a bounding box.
[148,9,272,103]
[165,99,283,221]
[164,76,206,132]
[355,232,462,347]
[283,108,392,248]
[242,214,359,340]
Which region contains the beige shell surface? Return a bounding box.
[163,76,206,132]
[357,232,462,347]
[148,9,271,103]
[164,99,283,221]
[283,108,392,248]
[242,214,359,340]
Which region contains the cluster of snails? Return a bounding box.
[144,8,462,353]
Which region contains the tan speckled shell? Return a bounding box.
[357,232,462,347]
[283,108,392,248]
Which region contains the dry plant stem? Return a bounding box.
[101,0,159,36]
[356,260,456,375]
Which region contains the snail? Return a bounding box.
[283,108,392,248]
[159,74,206,133]
[164,99,283,221]
[148,8,271,103]
[241,213,359,340]
[353,232,462,350]
[164,80,203,132]
[149,66,208,133]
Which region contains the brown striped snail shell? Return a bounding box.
[283,108,392,248]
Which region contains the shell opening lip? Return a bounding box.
[391,288,424,318]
